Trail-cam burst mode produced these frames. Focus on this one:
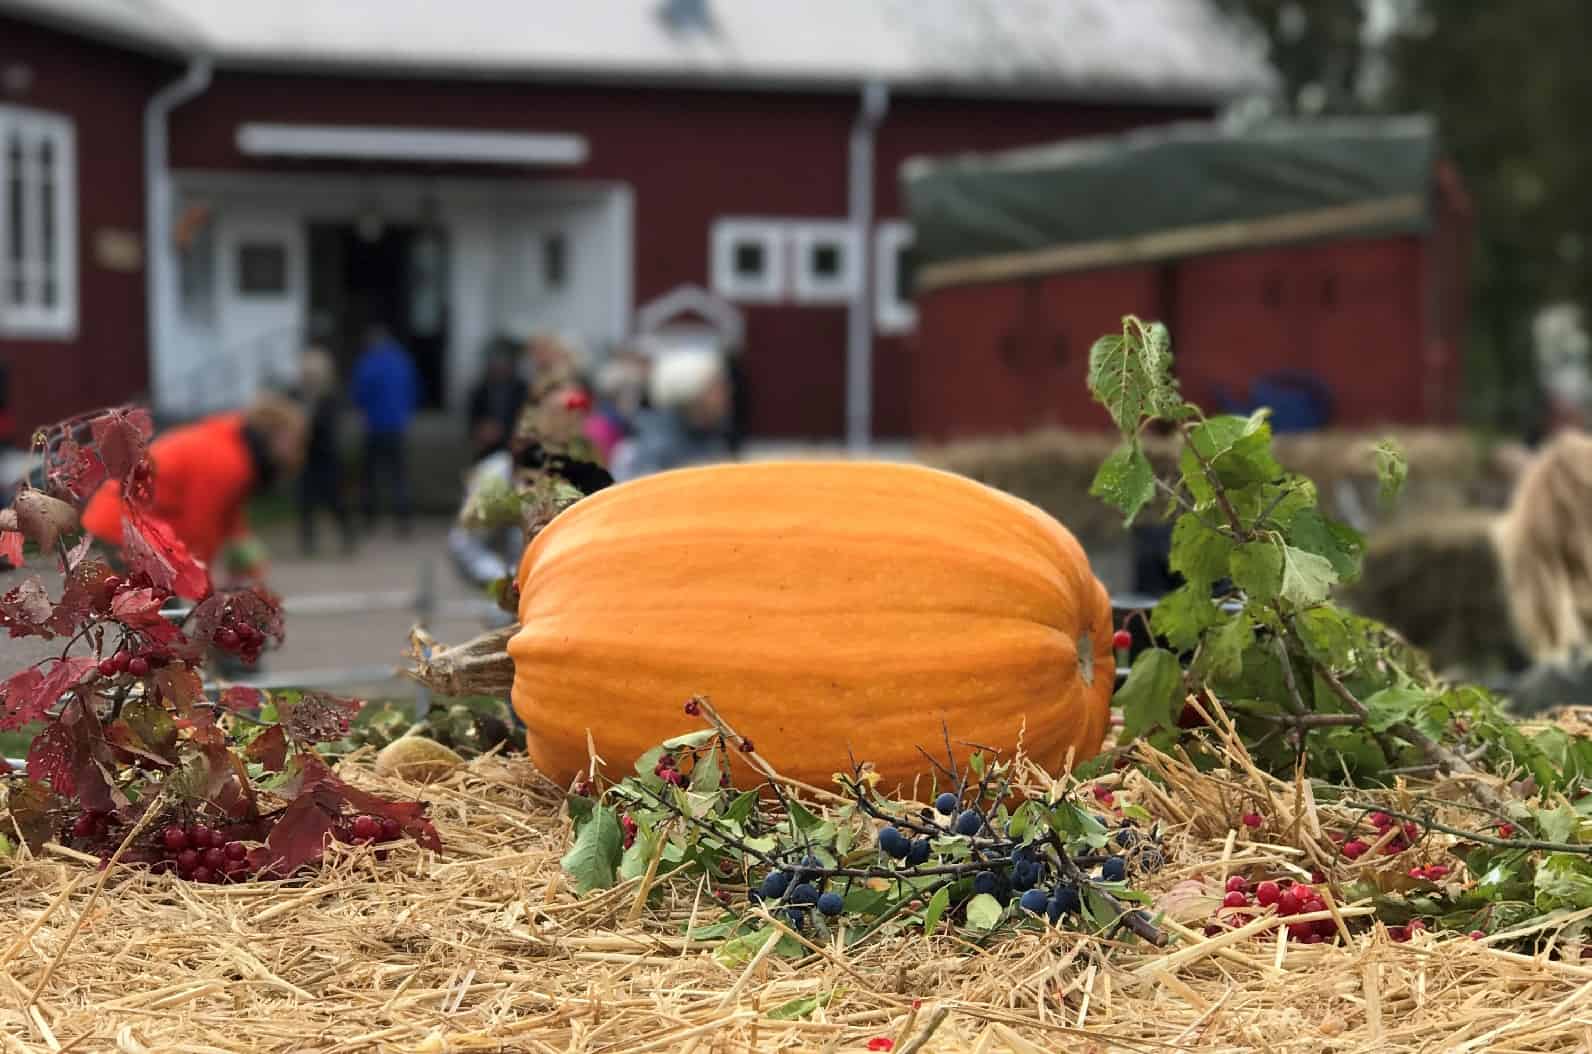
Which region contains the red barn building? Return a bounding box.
[0,0,1271,445]
[903,116,1472,438]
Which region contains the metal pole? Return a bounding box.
[846,81,889,454]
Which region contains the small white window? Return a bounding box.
[710,218,785,303]
[791,221,861,304]
[875,221,917,334]
[0,105,76,339]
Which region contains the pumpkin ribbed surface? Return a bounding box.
[509,460,1114,793]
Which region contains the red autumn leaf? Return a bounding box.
[252,793,338,877]
[244,723,289,772]
[14,489,79,553]
[0,577,55,638]
[26,721,75,794]
[90,407,153,482]
[0,656,96,731]
[62,532,92,572]
[3,779,58,852]
[46,558,117,636]
[46,437,106,502]
[0,530,22,568]
[220,686,265,712]
[110,586,166,625]
[332,781,443,852]
[197,740,256,819]
[26,698,121,811]
[122,506,211,601]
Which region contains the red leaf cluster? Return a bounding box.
[0,577,55,638]
[25,697,122,811]
[90,408,153,482]
[122,507,210,600]
[1,656,97,731]
[251,754,441,876]
[279,692,361,746]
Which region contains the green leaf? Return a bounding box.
[714,925,779,967]
[1374,439,1407,508]
[1287,508,1364,583]
[690,746,723,792]
[1295,606,1355,668]
[1202,612,1254,682]
[1279,546,1338,606]
[1362,686,1430,733]
[560,805,623,893]
[769,992,834,1020]
[1535,854,1592,911]
[1169,514,1234,590]
[1090,443,1157,524]
[618,826,659,881]
[922,885,951,936]
[1114,648,1184,740]
[1086,316,1184,434]
[1182,412,1281,501]
[1538,804,1583,845]
[1229,540,1283,602]
[1150,583,1220,651]
[786,798,824,833]
[1081,885,1121,932]
[964,892,1003,931]
[724,789,759,824]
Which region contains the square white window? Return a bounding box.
[875,221,917,334]
[791,222,860,304]
[0,105,77,339]
[711,219,785,303]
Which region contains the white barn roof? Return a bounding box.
[3,0,1274,104]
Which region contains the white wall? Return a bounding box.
[160,172,632,417]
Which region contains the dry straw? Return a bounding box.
[4,735,1592,1053]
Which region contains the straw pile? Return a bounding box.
[4,742,1592,1053]
[920,428,1524,543]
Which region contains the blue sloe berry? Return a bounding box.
[954,810,982,837]
[1046,897,1063,925]
[878,826,911,859]
[1011,860,1040,891]
[760,872,791,899]
[973,870,997,895]
[1115,828,1138,849]
[789,882,819,905]
[935,792,958,815]
[905,838,931,866]
[1101,856,1127,882]
[786,908,807,929]
[817,891,844,917]
[1019,888,1049,914]
[1053,884,1081,914]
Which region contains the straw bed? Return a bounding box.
[4,751,1591,1053]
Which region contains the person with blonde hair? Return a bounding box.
[295,346,355,556]
[81,393,308,578]
[611,346,733,481]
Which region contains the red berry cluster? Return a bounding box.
[212,609,268,665]
[1091,783,1116,808]
[683,698,702,717]
[1208,875,1338,944]
[1407,864,1451,882]
[96,647,168,679]
[620,813,638,849]
[156,822,250,883]
[67,809,114,841]
[335,814,403,846]
[1341,811,1423,860]
[1387,918,1427,942]
[653,753,688,788]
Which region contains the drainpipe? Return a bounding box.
[845,80,889,454]
[144,57,213,418]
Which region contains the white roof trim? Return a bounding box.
[234,123,589,165]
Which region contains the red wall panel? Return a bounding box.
[0,16,171,440]
[169,74,1205,438]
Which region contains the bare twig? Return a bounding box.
[1341,802,1592,856]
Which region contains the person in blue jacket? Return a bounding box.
[351,323,420,535]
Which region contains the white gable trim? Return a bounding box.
[235,123,589,165]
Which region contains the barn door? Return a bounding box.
[214,210,307,403]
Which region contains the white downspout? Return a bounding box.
[846,80,889,453]
[144,57,212,417]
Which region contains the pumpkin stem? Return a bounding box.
[405,624,517,698]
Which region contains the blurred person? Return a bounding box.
[466,345,528,462]
[294,347,355,557]
[81,394,308,575]
[611,347,733,481]
[584,351,649,463]
[351,323,420,534]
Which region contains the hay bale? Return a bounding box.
[1339,511,1525,675]
[919,427,1525,545]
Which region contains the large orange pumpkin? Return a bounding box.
[509,460,1114,793]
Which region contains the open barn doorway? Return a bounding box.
[308,222,450,409]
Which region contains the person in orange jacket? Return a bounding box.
[82,395,308,576]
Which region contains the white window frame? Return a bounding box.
[791,221,861,304]
[875,220,917,335]
[710,218,786,303]
[0,104,77,340]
